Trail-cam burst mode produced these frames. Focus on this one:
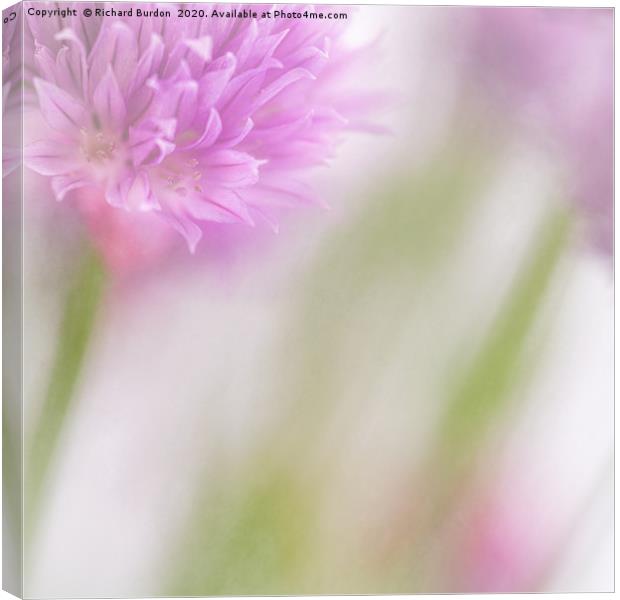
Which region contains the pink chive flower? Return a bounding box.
[470,8,613,255]
[453,489,552,592]
[24,3,380,261]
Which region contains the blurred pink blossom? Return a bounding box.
[24,3,381,271]
[471,8,613,255]
[454,487,554,592]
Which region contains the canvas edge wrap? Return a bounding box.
[2,2,24,598]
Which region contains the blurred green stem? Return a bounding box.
[436,207,571,480]
[390,208,573,590]
[25,246,106,545]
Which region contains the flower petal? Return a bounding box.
[89,21,138,95]
[201,150,262,188]
[25,139,78,176]
[55,44,88,99]
[129,118,177,166]
[255,67,316,109]
[33,42,57,84]
[186,188,254,226]
[33,78,86,132]
[196,53,236,111]
[215,117,253,149]
[160,210,203,253]
[184,35,213,77]
[131,33,164,94]
[159,81,198,132]
[180,108,222,150]
[51,173,92,200]
[93,66,127,126]
[125,172,157,211]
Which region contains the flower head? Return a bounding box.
[24,3,377,263]
[470,8,613,255]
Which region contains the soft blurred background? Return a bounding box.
[11,5,613,596]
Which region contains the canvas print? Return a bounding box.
[2,2,614,597]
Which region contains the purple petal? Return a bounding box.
[180,108,222,150]
[217,63,275,110]
[89,21,138,95]
[196,53,237,111]
[285,45,329,75]
[125,172,157,211]
[51,173,92,200]
[25,140,78,175]
[251,110,313,142]
[243,176,325,208]
[201,150,262,188]
[225,19,258,69]
[245,29,289,69]
[34,43,57,85]
[216,117,254,149]
[185,188,254,226]
[255,67,316,109]
[184,36,213,77]
[106,171,164,214]
[68,9,104,53]
[33,78,86,132]
[129,118,176,164]
[105,176,132,208]
[159,81,198,132]
[55,44,88,99]
[130,33,164,95]
[160,210,203,253]
[93,66,126,126]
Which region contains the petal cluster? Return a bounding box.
[24,4,369,253]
